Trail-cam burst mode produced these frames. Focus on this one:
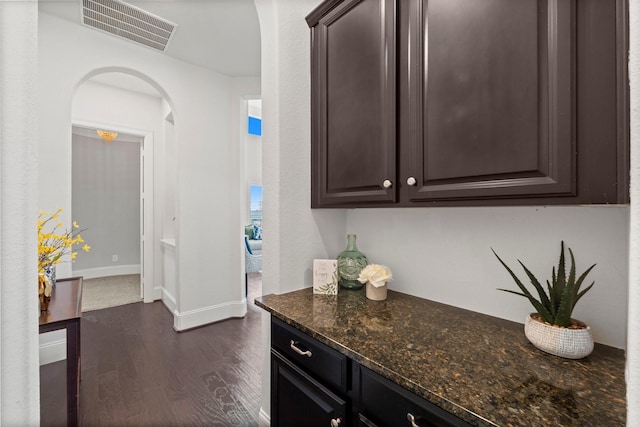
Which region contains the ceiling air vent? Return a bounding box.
[82,0,177,52]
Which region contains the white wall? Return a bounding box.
[255,0,636,422]
[0,1,40,424]
[162,100,176,240]
[346,206,628,348]
[38,11,259,331]
[254,0,347,422]
[72,132,141,271]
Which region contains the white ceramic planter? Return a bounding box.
[524,314,594,359]
[366,282,387,301]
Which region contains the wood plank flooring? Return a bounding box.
[40,292,263,426]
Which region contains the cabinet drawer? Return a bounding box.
[272,351,347,427]
[272,318,348,393]
[359,366,472,427]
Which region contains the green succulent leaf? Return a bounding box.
[518,260,552,313]
[493,249,553,323]
[574,281,595,310]
[554,242,567,311]
[493,242,595,327]
[546,279,557,317]
[555,282,574,327]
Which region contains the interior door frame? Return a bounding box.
[71,119,154,303]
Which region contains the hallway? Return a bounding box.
[40,299,263,426]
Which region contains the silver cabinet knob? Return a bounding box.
[407,413,419,427]
[406,177,417,186]
[382,179,392,189]
[330,418,342,427]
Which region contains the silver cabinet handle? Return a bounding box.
[382,179,392,188]
[406,177,417,186]
[330,418,342,427]
[407,413,419,427]
[290,340,312,357]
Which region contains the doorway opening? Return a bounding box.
[243,98,262,309]
[71,123,151,311]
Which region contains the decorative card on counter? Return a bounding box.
[313,259,338,295]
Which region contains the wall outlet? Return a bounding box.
[112,254,118,262]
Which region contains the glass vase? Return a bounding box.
[45,265,56,288]
[337,234,368,290]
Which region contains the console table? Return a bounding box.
[39,277,83,427]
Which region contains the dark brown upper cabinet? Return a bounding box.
[307,0,629,208]
[308,0,397,207]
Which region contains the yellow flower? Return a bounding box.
[38,209,90,271]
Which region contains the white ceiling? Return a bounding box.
[39,0,261,77]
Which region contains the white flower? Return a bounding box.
[358,264,393,287]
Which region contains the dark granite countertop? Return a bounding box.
[256,288,626,427]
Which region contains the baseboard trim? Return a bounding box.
[73,265,141,280]
[39,339,66,365]
[258,407,270,426]
[173,299,248,331]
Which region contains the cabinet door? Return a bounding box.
[401,0,576,201]
[309,0,396,207]
[271,351,347,427]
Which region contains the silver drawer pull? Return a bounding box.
[290,340,312,357]
[407,413,419,427]
[330,418,341,427]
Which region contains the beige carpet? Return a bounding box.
[81,274,142,312]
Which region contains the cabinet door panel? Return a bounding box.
[311,0,396,206]
[271,351,346,427]
[404,0,576,201]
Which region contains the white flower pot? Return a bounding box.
[524,314,594,359]
[366,282,387,301]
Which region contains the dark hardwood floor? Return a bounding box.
[41,277,264,426]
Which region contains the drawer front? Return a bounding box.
[272,351,347,427]
[359,366,472,427]
[272,317,348,393]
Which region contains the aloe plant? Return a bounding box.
[493,241,595,327]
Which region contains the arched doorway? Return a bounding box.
[70,70,173,307]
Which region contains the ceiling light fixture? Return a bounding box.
[97,129,118,143]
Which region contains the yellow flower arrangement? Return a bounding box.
[38,209,90,272]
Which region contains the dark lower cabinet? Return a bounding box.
[355,365,472,427]
[271,351,346,427]
[270,318,472,427]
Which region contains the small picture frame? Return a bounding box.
[313,259,338,295]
